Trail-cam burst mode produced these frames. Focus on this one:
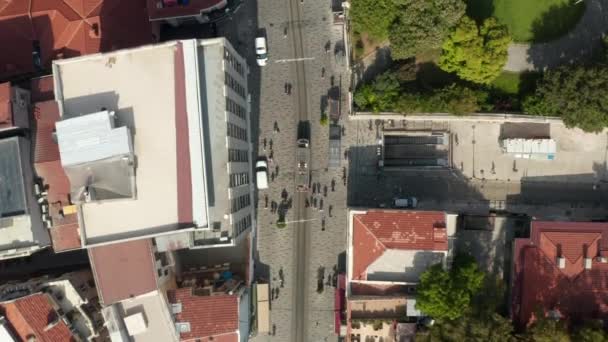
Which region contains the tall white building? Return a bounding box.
[51,38,254,249]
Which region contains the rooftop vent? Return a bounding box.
[584,258,592,270]
[124,312,148,336]
[596,256,608,263]
[175,322,191,333]
[171,303,182,314]
[557,257,566,269]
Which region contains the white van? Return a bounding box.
[255,37,268,66]
[394,197,417,208]
[256,160,268,189]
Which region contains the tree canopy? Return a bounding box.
[523,65,608,133]
[416,313,515,342]
[439,16,511,84]
[389,0,466,60]
[350,0,397,40]
[415,253,484,320]
[353,72,401,112]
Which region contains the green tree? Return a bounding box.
[416,253,484,320]
[574,320,608,342]
[439,16,511,84]
[354,73,400,112]
[417,313,514,342]
[389,0,465,60]
[523,65,608,133]
[351,0,397,40]
[395,84,487,115]
[524,315,570,342]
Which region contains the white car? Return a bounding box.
[255,37,268,66]
[256,160,268,189]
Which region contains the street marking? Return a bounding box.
[274,57,315,63]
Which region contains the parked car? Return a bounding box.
[256,159,268,189]
[393,197,417,208]
[255,37,268,66]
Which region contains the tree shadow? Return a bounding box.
[529,2,586,43]
[465,0,494,22]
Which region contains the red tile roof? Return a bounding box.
[89,239,158,305]
[49,214,81,252]
[0,82,11,128]
[0,0,153,79]
[168,288,239,341]
[511,221,608,329]
[0,293,76,342]
[146,0,227,20]
[351,210,447,280]
[30,76,55,102]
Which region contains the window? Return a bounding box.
[227,122,248,142]
[229,172,250,188]
[226,98,247,121]
[224,48,244,76]
[234,214,252,236]
[228,149,249,162]
[225,72,246,99]
[231,194,251,212]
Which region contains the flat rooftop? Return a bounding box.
[0,137,26,218]
[112,291,177,342]
[53,41,206,245]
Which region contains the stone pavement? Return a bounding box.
[250,0,351,340]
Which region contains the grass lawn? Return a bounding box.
[491,71,541,95]
[467,0,586,42]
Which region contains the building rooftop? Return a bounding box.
[0,293,75,342]
[168,288,239,341]
[146,0,228,20]
[0,138,27,218]
[89,239,158,305]
[0,0,153,79]
[52,41,208,245]
[349,210,449,282]
[103,290,178,342]
[512,221,608,328]
[33,97,82,252]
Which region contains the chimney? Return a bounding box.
[584,258,592,270]
[557,257,566,269]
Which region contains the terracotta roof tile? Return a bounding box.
[1,293,76,342]
[0,82,11,128]
[30,76,55,102]
[351,210,447,281]
[0,0,153,79]
[33,100,61,163]
[49,215,81,252]
[511,221,608,328]
[89,239,157,305]
[168,288,238,340]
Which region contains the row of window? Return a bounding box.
[231,194,251,213]
[225,72,246,99]
[226,98,247,121]
[224,48,245,76]
[227,122,248,141]
[229,172,250,188]
[228,149,249,163]
[234,214,252,236]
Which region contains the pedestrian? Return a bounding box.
[270,172,275,182]
[323,185,327,197]
[331,179,335,192]
[269,138,273,150]
[274,121,280,133]
[275,165,279,176]
[264,195,268,209]
[321,218,325,231]
[263,138,267,151]
[329,205,333,217]
[312,183,316,194]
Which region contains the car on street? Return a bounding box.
[393,197,417,208]
[255,37,268,66]
[256,159,269,189]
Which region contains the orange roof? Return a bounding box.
[351,210,447,280]
[0,293,76,342]
[0,0,153,78]
[512,221,608,328]
[89,239,158,305]
[168,288,239,341]
[0,82,11,128]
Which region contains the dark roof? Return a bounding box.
[0,0,153,79]
[0,137,27,218]
[146,0,227,20]
[351,210,447,281]
[511,221,608,328]
[89,239,157,305]
[1,293,75,342]
[168,288,239,341]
